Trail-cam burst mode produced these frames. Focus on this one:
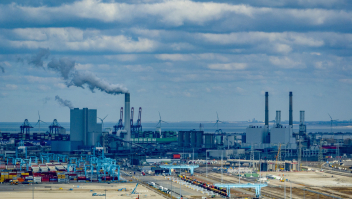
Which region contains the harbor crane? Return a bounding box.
[113,107,124,132]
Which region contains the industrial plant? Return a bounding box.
[1,91,352,199]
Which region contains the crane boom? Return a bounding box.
[275,144,281,171]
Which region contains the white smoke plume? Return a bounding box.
[68,71,129,94]
[28,48,50,68]
[46,51,128,94]
[0,65,4,73]
[43,96,51,104]
[47,58,75,80]
[55,95,74,109]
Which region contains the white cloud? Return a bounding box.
[4,0,352,28]
[155,54,192,61]
[104,54,137,62]
[54,83,67,89]
[275,44,292,53]
[124,65,153,72]
[208,63,247,70]
[340,79,352,84]
[7,28,157,53]
[155,53,230,62]
[311,52,321,56]
[25,76,61,83]
[137,88,147,92]
[269,56,305,69]
[6,84,18,90]
[38,85,51,91]
[76,63,93,70]
[200,32,324,47]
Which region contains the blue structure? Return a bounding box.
[160,165,199,175]
[214,183,268,198]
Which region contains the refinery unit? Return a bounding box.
[1,92,352,199]
[0,92,352,162]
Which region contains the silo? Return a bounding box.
[196,131,203,147]
[190,131,197,148]
[178,131,184,147]
[184,131,191,148]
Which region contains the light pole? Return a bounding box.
[238,156,240,183]
[284,180,286,199]
[221,149,223,184]
[171,176,173,199]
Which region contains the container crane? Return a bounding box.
[136,107,142,132]
[49,119,64,134]
[113,107,124,133]
[20,119,33,134]
[131,107,142,132]
[130,107,134,128]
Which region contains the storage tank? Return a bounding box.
[196,131,203,147]
[178,131,184,147]
[184,131,191,148]
[190,131,197,147]
[205,134,214,148]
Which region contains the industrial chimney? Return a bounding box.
[124,93,131,145]
[265,92,269,126]
[300,110,305,125]
[276,110,281,126]
[289,92,293,126]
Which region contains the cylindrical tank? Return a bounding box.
[196,131,203,147]
[178,131,184,147]
[87,132,101,146]
[190,132,197,148]
[205,134,214,148]
[184,131,190,147]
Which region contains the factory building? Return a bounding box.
[70,108,102,150]
[178,131,204,148]
[245,92,270,144]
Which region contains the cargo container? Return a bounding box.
[173,154,181,159]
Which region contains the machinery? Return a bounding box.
[113,107,124,133]
[275,144,281,171]
[20,119,33,134]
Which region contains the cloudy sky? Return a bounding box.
[0,0,351,123]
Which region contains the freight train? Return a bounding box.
[178,175,228,197]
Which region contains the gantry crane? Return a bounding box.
[113,107,124,133]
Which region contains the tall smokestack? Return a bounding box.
[124,93,131,145]
[265,92,269,126]
[289,91,293,126]
[276,110,281,125]
[300,110,305,125]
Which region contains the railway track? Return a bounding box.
[194,171,287,199]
